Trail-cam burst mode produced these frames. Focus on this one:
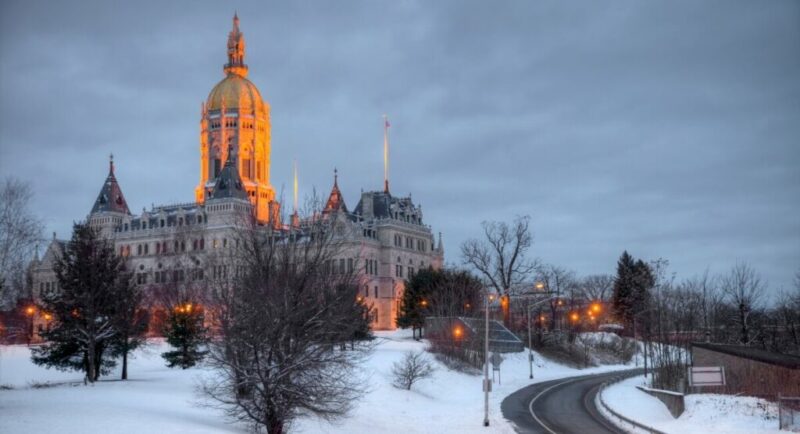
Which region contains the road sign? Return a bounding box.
[688,366,726,387]
[490,353,503,369]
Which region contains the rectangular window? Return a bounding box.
[348,258,354,273]
[243,159,252,178]
[339,258,345,274]
[374,286,378,298]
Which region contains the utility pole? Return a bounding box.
[483,291,491,427]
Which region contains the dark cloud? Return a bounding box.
[1,0,798,294]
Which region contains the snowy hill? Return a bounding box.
[601,375,784,434]
[1,330,632,433]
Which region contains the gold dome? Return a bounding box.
[206,73,267,113]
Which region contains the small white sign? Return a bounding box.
[688,366,726,387]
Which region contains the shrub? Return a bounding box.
[392,351,435,390]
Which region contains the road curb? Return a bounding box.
[596,375,668,434]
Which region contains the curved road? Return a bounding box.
[501,368,642,434]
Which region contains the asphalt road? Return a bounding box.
[501,368,643,434]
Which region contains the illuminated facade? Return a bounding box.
[28,15,443,331]
[196,14,276,224]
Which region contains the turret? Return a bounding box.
[89,154,131,237]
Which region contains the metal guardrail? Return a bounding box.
[597,375,669,434]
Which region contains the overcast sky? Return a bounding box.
[1,1,798,295]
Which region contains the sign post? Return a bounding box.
[491,353,503,385]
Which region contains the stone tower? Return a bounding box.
[196,13,277,224]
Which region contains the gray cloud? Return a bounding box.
[1,0,798,294]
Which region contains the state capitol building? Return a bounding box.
[29,15,444,331]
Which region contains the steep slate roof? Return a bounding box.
[353,191,392,218]
[211,152,248,200]
[91,157,131,215]
[323,169,348,214]
[692,342,800,369]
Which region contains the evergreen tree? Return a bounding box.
[351,297,374,343]
[162,301,207,369]
[396,268,482,339]
[110,277,149,380]
[612,251,637,332]
[631,259,655,316]
[31,223,124,382]
[396,267,439,339]
[612,251,655,334]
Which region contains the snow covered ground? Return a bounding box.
[601,375,784,434]
[0,330,631,433]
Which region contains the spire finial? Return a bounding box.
[225,13,248,77]
[109,153,115,174]
[334,167,338,186]
[383,115,390,193]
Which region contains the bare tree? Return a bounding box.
[721,262,766,345]
[535,264,575,332]
[202,207,372,434]
[0,178,43,309]
[580,274,614,302]
[391,350,435,390]
[461,216,537,325]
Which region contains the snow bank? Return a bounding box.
[1,331,632,433]
[601,375,783,434]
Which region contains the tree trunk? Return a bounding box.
[121,341,129,380]
[266,413,283,434]
[93,344,103,381]
[502,294,511,327]
[739,308,748,344]
[87,338,96,384]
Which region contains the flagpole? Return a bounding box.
[293,159,298,214]
[383,114,389,193]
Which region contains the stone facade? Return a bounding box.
[27,15,443,333]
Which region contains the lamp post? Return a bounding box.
[24,305,36,345]
[526,294,558,379]
[483,291,495,427]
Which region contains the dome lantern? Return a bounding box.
[224,12,248,78]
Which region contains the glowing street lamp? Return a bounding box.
[25,306,35,316]
[570,312,580,323]
[590,303,602,314]
[535,282,545,291]
[420,299,428,307]
[453,326,463,339]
